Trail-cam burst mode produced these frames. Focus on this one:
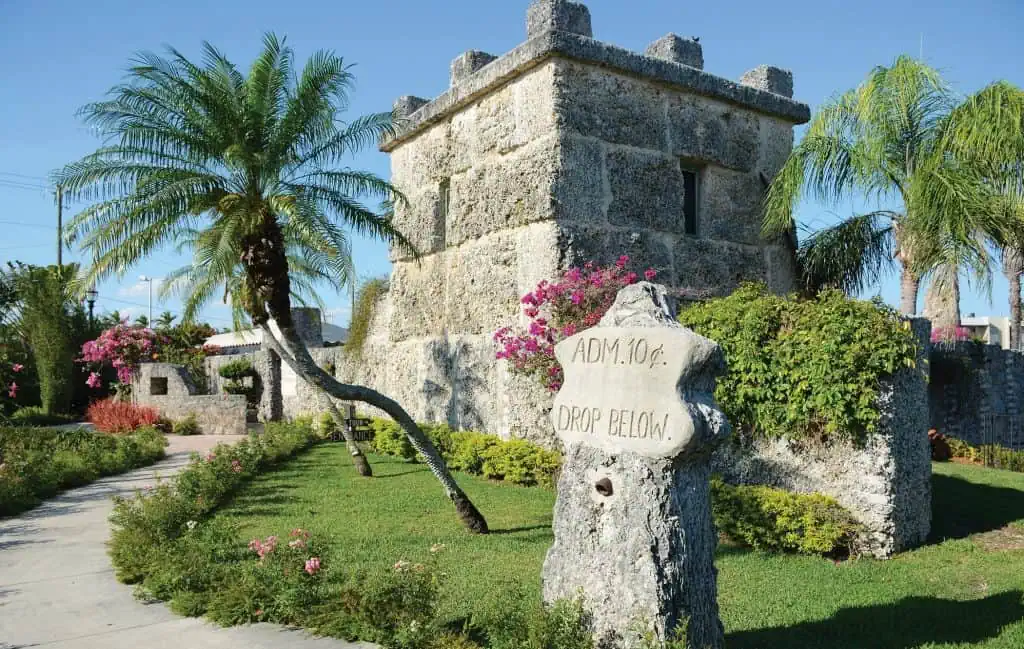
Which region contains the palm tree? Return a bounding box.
[765,56,1005,322]
[1003,248,1023,349]
[155,311,177,329]
[57,35,488,533]
[161,226,375,476]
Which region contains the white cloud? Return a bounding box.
[118,278,165,299]
[323,304,352,325]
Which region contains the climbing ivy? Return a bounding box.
[679,284,919,446]
[344,278,388,359]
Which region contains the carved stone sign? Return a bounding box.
[552,326,719,459]
[542,282,729,649]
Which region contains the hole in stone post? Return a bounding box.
[595,477,613,497]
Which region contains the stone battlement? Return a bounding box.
[383,0,808,152]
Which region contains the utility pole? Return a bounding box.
[55,185,63,266]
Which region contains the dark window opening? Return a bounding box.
[150,377,168,396]
[680,164,699,236]
[436,178,451,248]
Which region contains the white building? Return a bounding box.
[960,314,1012,350]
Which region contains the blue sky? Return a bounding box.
[1,0,1022,327]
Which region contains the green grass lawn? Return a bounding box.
[214,446,1024,648]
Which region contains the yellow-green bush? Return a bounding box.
[368,419,561,488]
[710,477,862,555]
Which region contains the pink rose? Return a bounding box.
[305,557,321,575]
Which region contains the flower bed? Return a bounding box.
[0,425,166,516]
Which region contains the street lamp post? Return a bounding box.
[138,276,153,324]
[85,287,98,325]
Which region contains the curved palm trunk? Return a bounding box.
[260,323,488,533]
[324,397,373,477]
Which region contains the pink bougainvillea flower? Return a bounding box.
[624,272,638,284]
[305,557,321,576]
[571,290,584,306]
[7,382,17,398]
[86,372,102,389]
[11,363,23,373]
[644,269,658,281]
[616,255,630,268]
[231,459,242,473]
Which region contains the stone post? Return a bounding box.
[542,282,730,649]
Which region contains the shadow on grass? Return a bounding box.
[728,591,1024,649]
[374,469,429,479]
[489,525,551,535]
[930,474,1024,542]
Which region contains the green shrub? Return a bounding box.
[0,425,167,516]
[173,414,201,436]
[710,477,862,556]
[368,418,561,488]
[218,358,256,380]
[10,406,79,427]
[108,420,320,581]
[947,437,1024,472]
[680,284,919,446]
[371,419,416,460]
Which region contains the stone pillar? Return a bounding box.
[256,349,283,422]
[542,282,730,649]
[645,33,703,70]
[527,0,592,39]
[739,64,794,98]
[450,50,497,86]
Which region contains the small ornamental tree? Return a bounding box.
[80,324,167,388]
[494,256,658,391]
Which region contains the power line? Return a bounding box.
[0,171,50,182]
[0,220,51,230]
[0,180,52,192]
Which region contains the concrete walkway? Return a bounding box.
[0,435,362,649]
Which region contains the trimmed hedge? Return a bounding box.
[369,418,561,488]
[947,437,1024,473]
[711,477,862,556]
[368,416,859,555]
[0,425,167,516]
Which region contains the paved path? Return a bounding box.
[0,435,362,649]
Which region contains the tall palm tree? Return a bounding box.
[161,225,376,477]
[935,82,1024,343]
[57,35,488,533]
[764,56,1004,321]
[1003,248,1023,349]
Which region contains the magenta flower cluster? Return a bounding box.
[79,323,169,385]
[5,362,22,399]
[493,256,658,392]
[931,325,972,344]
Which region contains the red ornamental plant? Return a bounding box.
[493,256,658,392]
[86,398,162,433]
